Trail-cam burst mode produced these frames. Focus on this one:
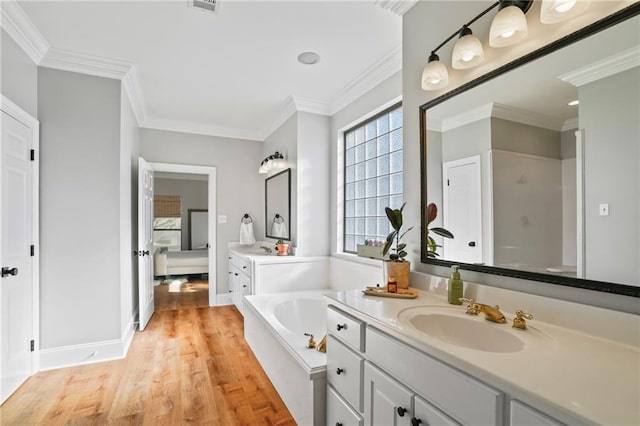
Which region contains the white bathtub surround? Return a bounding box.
[244,291,330,426]
[325,288,640,425]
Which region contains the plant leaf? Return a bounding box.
[430,227,454,239]
[385,207,402,231]
[389,253,399,261]
[398,250,407,259]
[426,203,437,225]
[397,243,406,251]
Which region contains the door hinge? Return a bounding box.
[30,245,35,257]
[30,149,35,161]
[30,340,35,352]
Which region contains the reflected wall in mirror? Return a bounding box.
[265,169,291,240]
[420,7,639,296]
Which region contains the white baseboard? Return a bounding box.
[121,315,136,357]
[216,293,233,306]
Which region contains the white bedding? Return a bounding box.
[154,249,208,276]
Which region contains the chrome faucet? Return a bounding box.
[458,298,507,324]
[259,245,273,254]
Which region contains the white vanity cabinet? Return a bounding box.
[228,253,251,314]
[509,401,564,426]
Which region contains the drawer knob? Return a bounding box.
[336,324,347,331]
[336,368,344,375]
[397,407,407,417]
[411,418,423,426]
[336,423,343,426]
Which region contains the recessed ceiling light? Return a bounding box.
[297,52,320,65]
[568,100,579,106]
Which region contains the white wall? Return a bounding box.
[38,68,122,349]
[139,129,263,293]
[1,29,38,117]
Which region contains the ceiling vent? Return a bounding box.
[189,0,217,14]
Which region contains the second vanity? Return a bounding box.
[324,288,639,426]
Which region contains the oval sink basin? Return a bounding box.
[405,312,524,353]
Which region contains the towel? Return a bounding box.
[271,221,287,238]
[239,222,256,245]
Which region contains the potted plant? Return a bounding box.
[425,202,454,258]
[382,202,413,289]
[275,239,289,256]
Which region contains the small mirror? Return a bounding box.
[265,169,291,240]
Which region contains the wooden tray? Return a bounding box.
[362,286,418,299]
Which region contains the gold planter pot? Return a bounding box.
[383,260,410,289]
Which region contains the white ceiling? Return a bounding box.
[14,0,403,140]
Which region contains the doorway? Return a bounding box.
[137,160,216,330]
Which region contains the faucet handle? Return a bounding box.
[304,333,316,348]
[512,310,533,330]
[458,298,479,315]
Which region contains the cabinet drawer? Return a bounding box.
[328,305,365,352]
[327,335,364,412]
[414,395,460,426]
[327,385,363,426]
[367,326,503,426]
[510,400,563,426]
[231,253,252,275]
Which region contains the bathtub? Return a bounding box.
[243,290,330,426]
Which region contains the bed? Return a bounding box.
[154,248,209,277]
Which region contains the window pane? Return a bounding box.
[390,150,403,173]
[343,103,402,253]
[346,132,355,149]
[377,115,389,135]
[366,140,377,160]
[365,159,377,179]
[390,107,402,130]
[355,127,365,145]
[390,172,402,195]
[346,165,355,184]
[390,128,402,151]
[355,144,365,163]
[377,134,390,155]
[346,147,355,166]
[365,121,377,141]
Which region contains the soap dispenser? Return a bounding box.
[447,265,463,305]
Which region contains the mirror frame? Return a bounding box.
[265,168,292,241]
[419,4,640,298]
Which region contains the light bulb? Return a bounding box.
[555,0,576,13]
[452,27,484,69]
[540,0,590,24]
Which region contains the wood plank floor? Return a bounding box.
[154,276,210,312]
[0,304,296,425]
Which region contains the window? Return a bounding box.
[343,103,403,253]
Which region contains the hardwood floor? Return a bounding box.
[0,305,296,425]
[154,276,210,311]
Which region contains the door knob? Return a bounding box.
[1,267,18,278]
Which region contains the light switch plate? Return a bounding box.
[599,204,609,216]
[217,215,227,224]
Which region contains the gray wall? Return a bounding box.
[38,68,122,348]
[139,129,263,294]
[154,177,208,249]
[1,29,38,117]
[581,67,639,285]
[491,118,561,158]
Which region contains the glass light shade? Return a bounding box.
[452,33,485,69]
[421,56,449,91]
[259,163,268,174]
[540,0,590,24]
[489,5,529,47]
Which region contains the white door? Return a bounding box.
[1,111,34,402]
[442,156,482,264]
[138,158,154,331]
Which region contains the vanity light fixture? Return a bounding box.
[540,0,590,24]
[489,1,533,48]
[452,26,485,69]
[422,52,450,90]
[258,151,288,174]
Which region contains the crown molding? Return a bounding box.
[141,117,263,141]
[0,1,49,64]
[122,66,148,125]
[439,103,493,132]
[374,0,419,16]
[492,103,565,131]
[562,117,579,132]
[291,95,331,116]
[41,48,133,80]
[560,46,640,87]
[329,44,402,115]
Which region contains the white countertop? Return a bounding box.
[325,288,640,426]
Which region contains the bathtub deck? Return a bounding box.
[1,305,296,425]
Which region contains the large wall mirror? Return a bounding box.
[265,169,291,241]
[420,6,639,297]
